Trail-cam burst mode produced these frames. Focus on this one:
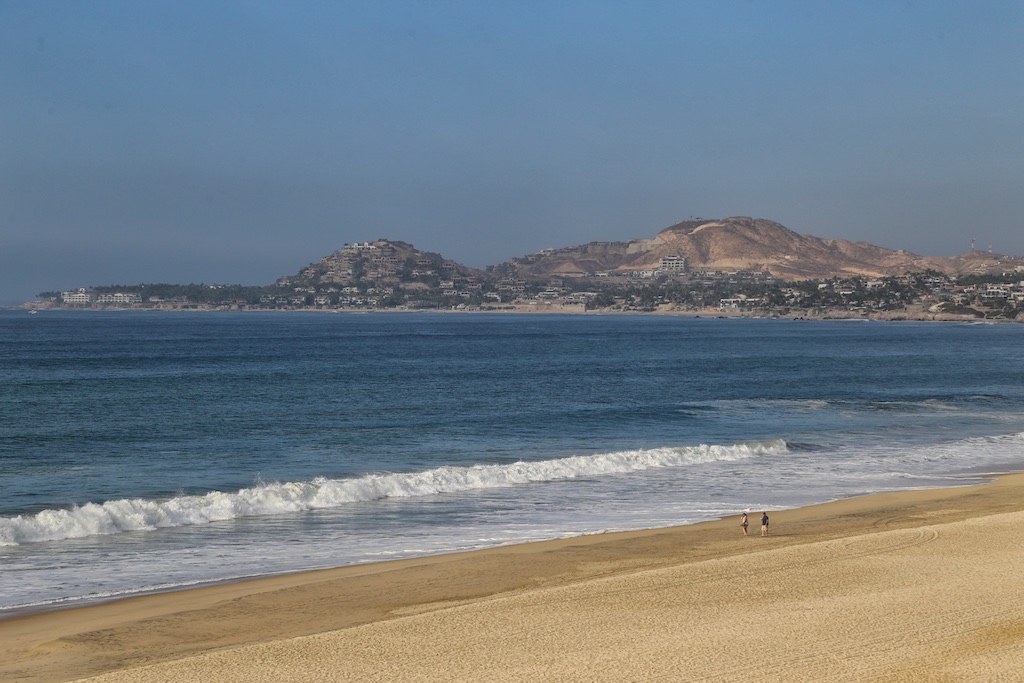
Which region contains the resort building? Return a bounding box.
[95,292,143,305]
[60,288,92,304]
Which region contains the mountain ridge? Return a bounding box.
[484,216,1021,281]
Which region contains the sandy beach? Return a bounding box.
[4,473,1024,682]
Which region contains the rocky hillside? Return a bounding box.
[490,217,1023,281]
[282,239,486,288]
[280,218,1024,289]
[928,250,1024,278]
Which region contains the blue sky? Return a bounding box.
[2,1,1022,304]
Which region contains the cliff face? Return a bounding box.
[491,216,1022,280]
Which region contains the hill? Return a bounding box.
[489,216,1019,281]
[36,217,1024,310]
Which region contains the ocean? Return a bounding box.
[2,310,1023,616]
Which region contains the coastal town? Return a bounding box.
[32,237,1024,321]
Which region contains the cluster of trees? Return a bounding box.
[583,272,1022,319]
[40,283,295,306]
[584,274,935,313]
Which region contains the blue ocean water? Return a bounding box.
[2,310,1023,614]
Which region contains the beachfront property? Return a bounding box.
[95,292,143,305]
[59,288,143,306]
[719,294,767,310]
[60,288,93,304]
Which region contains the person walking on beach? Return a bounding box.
[760,512,769,536]
[740,512,749,536]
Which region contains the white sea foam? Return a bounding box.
[0,439,788,546]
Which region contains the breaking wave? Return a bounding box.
[0,440,787,546]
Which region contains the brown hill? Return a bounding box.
[647,217,941,279]
[284,218,1024,289]
[491,217,1022,281]
[928,250,1024,278]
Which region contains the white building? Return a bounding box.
[95,292,143,305]
[61,288,92,304]
[659,255,687,272]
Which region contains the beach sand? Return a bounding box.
[4,473,1024,683]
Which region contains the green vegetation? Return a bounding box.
[36,265,1024,320]
[40,283,295,306]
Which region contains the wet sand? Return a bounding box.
[4,473,1024,682]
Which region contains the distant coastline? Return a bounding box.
[20,223,1024,322]
[9,301,1018,324]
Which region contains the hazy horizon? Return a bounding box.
[10,214,1018,302]
[3,2,1022,305]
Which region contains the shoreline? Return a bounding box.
[6,304,1017,323]
[4,472,1024,682]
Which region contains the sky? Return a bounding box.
[2,1,1023,305]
